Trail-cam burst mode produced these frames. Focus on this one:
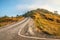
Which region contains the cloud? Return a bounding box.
[16,4,40,11]
[16,0,60,14]
[47,0,60,5]
[28,5,41,10]
[16,5,54,13]
[16,0,60,11]
[16,4,55,11]
[40,5,55,12]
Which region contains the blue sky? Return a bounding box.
[0,0,60,17]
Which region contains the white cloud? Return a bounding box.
[16,0,60,11]
[16,4,55,12]
[16,4,40,10]
[40,5,55,12]
[28,5,41,10]
[16,0,60,14]
[47,0,60,5]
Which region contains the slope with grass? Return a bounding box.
[23,8,60,36]
[0,16,24,27]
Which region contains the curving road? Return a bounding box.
[0,17,31,40]
[18,18,60,40]
[0,17,60,40]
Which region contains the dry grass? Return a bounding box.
[0,17,24,27]
[32,12,60,36]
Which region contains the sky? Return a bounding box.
[0,0,60,17]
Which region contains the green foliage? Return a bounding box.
[23,8,55,18]
[2,15,9,18]
[23,11,32,17]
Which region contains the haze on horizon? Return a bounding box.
[0,0,60,17]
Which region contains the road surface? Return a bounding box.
[0,17,60,40]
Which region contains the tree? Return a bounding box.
[16,14,19,17]
[2,15,9,18]
[54,11,58,15]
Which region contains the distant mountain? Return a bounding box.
[23,8,60,36]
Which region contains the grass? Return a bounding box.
[0,17,24,27]
[32,12,60,36]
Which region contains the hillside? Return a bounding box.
[0,16,24,27]
[23,8,60,36]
